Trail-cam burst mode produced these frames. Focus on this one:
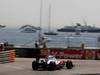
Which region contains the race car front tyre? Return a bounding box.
[32,61,39,70]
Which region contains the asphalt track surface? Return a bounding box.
[0,58,100,75]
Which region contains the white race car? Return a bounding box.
[46,55,65,69]
[32,55,74,71]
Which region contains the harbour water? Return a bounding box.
[0,28,100,48]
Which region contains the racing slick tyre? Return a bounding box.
[48,62,56,71]
[66,60,73,69]
[32,61,39,70]
[40,60,47,70]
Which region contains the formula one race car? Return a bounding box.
[32,55,74,71]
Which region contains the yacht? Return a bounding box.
[0,25,6,28]
[19,25,39,33]
[57,23,100,33]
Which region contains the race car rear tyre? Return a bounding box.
[40,60,46,70]
[66,61,73,69]
[32,61,38,70]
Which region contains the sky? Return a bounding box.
[0,0,100,29]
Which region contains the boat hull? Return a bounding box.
[57,29,100,33]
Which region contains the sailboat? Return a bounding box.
[44,4,58,35]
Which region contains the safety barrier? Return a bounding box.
[14,47,100,60]
[50,49,100,60]
[0,50,16,64]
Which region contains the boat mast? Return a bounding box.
[38,0,43,45]
[48,3,51,32]
[83,19,87,26]
[39,0,43,39]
